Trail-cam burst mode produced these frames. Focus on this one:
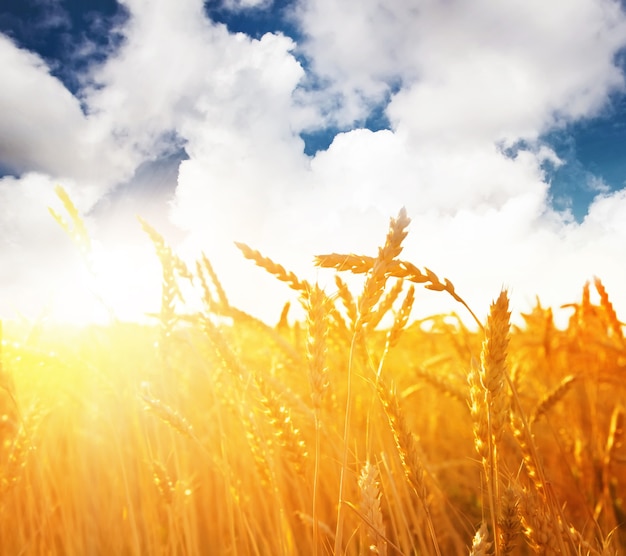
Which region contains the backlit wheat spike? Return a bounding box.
[498,485,521,555]
[508,406,568,555]
[334,275,358,330]
[356,208,411,331]
[469,522,491,556]
[510,414,543,493]
[468,359,490,467]
[49,185,92,260]
[359,461,387,556]
[201,253,229,309]
[196,259,218,314]
[382,207,411,260]
[314,253,377,274]
[199,315,249,380]
[152,460,175,506]
[389,260,482,329]
[140,391,196,441]
[387,284,415,348]
[315,253,482,329]
[413,364,466,404]
[255,375,308,476]
[367,279,405,332]
[235,242,310,292]
[531,374,578,425]
[243,412,273,487]
[305,285,329,411]
[594,277,624,341]
[572,280,594,330]
[481,290,511,445]
[139,217,188,342]
[517,485,561,554]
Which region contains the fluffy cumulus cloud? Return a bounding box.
[1,0,626,325]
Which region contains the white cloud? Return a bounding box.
[0,35,85,177]
[296,0,626,138]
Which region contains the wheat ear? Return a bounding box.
[139,218,193,349]
[469,523,492,556]
[335,275,358,331]
[354,207,411,333]
[530,374,578,425]
[235,242,310,292]
[139,390,197,442]
[151,460,175,506]
[306,285,329,412]
[48,185,92,262]
[594,277,624,342]
[255,375,308,476]
[498,485,521,555]
[315,255,482,329]
[359,460,387,556]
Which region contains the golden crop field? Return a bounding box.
[0,195,625,555]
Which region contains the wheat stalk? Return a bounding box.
[305,284,329,554]
[335,208,411,555]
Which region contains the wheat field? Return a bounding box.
[1,195,625,555]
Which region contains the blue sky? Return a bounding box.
[1,0,626,325]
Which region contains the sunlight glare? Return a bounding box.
[49,243,162,325]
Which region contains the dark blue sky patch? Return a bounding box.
[568,95,626,189]
[300,128,337,156]
[0,162,19,181]
[540,134,600,221]
[0,0,128,94]
[540,93,626,221]
[203,0,299,40]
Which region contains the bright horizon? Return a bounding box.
[2,0,626,327]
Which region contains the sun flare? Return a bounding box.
[48,244,162,326]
